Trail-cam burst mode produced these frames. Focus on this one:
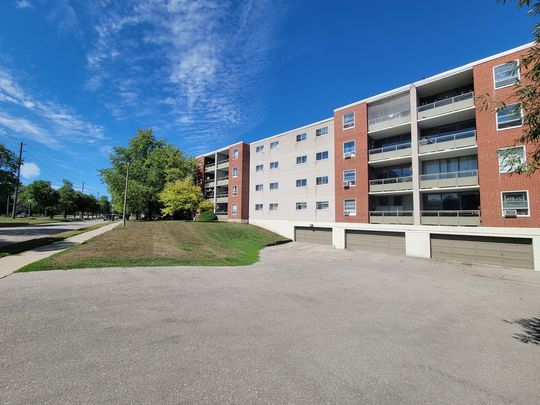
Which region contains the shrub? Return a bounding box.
[197,211,218,222]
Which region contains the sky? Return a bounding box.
[0,0,536,198]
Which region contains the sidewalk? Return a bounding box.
[0,222,121,279]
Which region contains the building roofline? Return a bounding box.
[195,141,247,158]
[334,42,534,112]
[249,116,334,145]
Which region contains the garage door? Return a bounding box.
[345,230,406,255]
[295,227,333,245]
[431,234,534,269]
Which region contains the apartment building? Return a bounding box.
[197,43,540,270]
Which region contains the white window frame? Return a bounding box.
[255,184,264,191]
[269,203,279,211]
[316,151,329,161]
[256,145,264,153]
[296,155,307,165]
[231,204,238,216]
[270,141,279,150]
[316,126,328,137]
[296,133,307,142]
[498,145,526,174]
[269,182,279,190]
[232,185,238,196]
[316,176,329,186]
[496,103,523,131]
[270,161,279,169]
[232,148,239,160]
[343,140,356,157]
[295,202,307,210]
[316,201,329,210]
[255,203,263,211]
[256,164,264,172]
[296,178,307,188]
[501,190,530,217]
[343,112,355,130]
[343,169,356,186]
[493,60,520,90]
[232,167,239,178]
[344,199,357,216]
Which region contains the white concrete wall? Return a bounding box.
[249,118,335,222]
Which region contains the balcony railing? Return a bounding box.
[419,130,477,154]
[417,91,474,120]
[217,160,229,169]
[205,181,216,188]
[420,169,478,189]
[369,211,414,225]
[369,142,412,162]
[420,210,481,226]
[215,211,228,216]
[369,176,413,192]
[368,110,410,132]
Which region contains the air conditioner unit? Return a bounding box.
[504,209,517,218]
[343,181,351,187]
[344,152,355,159]
[343,212,350,216]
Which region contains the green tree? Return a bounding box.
[22,180,59,218]
[0,144,18,215]
[100,128,196,219]
[58,179,76,218]
[98,196,111,215]
[159,178,205,219]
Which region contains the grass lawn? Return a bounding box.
[0,223,110,258]
[18,221,290,271]
[0,216,83,227]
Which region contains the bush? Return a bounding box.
[197,211,218,222]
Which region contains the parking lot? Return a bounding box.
[1,242,539,404]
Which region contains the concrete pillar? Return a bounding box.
[409,86,421,225]
[533,236,540,271]
[333,226,346,249]
[405,230,431,258]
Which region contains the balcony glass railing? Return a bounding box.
[417,92,474,120]
[369,142,412,160]
[420,170,478,189]
[420,210,481,226]
[418,91,474,112]
[369,210,414,224]
[419,130,476,153]
[368,110,411,127]
[369,176,413,192]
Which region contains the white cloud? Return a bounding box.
[20,161,40,179]
[15,0,32,9]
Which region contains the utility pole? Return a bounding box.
[11,142,23,219]
[81,181,85,195]
[6,192,10,216]
[122,163,129,227]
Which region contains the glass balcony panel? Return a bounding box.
[418,92,474,120]
[369,142,412,161]
[419,130,477,154]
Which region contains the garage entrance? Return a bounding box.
[345,230,406,255]
[294,227,333,245]
[431,234,534,269]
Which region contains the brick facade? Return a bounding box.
[228,142,250,220]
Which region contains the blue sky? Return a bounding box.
[0,0,535,197]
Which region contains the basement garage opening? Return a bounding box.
[294,227,333,245]
[345,230,406,255]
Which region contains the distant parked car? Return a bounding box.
[103,214,119,221]
[16,213,28,218]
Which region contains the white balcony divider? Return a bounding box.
[420,210,481,226]
[419,169,478,189]
[419,130,476,153]
[369,176,413,192]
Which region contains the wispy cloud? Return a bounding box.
[0,66,105,148]
[15,0,32,9]
[84,0,285,149]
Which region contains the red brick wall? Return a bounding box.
[334,103,369,223]
[195,156,205,188]
[228,142,250,220]
[473,46,540,227]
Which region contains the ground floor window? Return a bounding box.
[501,191,529,216]
[344,199,356,216]
[231,204,238,215]
[316,201,329,210]
[422,192,480,211]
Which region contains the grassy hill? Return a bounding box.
[19,221,289,271]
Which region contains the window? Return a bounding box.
[316,176,329,185]
[231,204,238,215]
[256,145,264,153]
[296,178,307,187]
[497,103,523,130]
[270,141,279,150]
[269,182,279,190]
[232,167,238,177]
[343,169,356,186]
[232,148,239,159]
[498,146,525,173]
[296,132,307,142]
[316,201,329,210]
[316,127,328,137]
[270,161,279,169]
[296,155,307,164]
[344,199,356,215]
[343,140,355,157]
[316,151,329,161]
[494,60,519,89]
[502,191,529,216]
[296,202,307,210]
[343,112,355,129]
[256,164,264,172]
[269,203,279,211]
[232,185,238,196]
[255,203,263,211]
[255,184,264,191]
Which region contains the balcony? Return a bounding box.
[205,180,216,188]
[216,176,229,186]
[369,211,414,225]
[419,130,476,154]
[217,160,229,170]
[369,176,413,192]
[205,163,216,172]
[368,110,410,132]
[420,210,481,226]
[418,92,474,120]
[216,193,228,203]
[215,211,228,216]
[420,170,478,189]
[369,142,411,162]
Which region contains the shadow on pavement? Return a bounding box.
[507,316,540,345]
